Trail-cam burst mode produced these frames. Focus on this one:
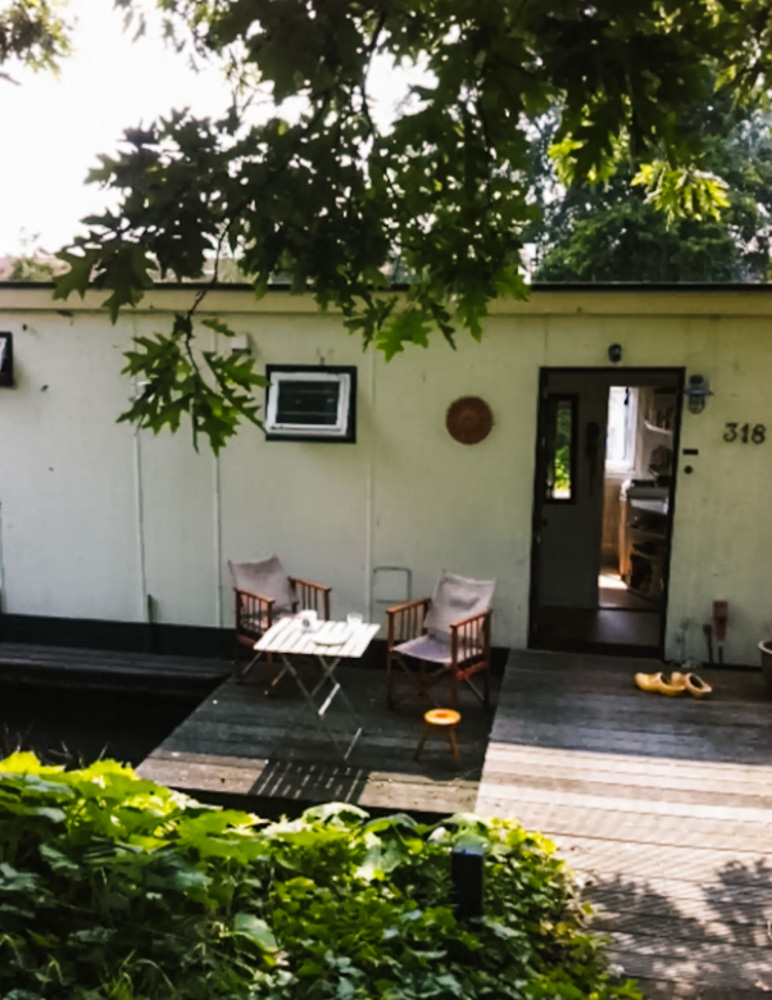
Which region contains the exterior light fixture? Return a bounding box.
[607,343,623,364]
[230,334,251,356]
[684,374,713,414]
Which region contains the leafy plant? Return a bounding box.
[0,752,641,1000]
[54,1,772,450]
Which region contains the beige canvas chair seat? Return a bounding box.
[386,571,494,710]
[393,634,483,666]
[229,554,331,683]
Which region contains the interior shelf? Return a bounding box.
[643,419,674,442]
[631,549,664,563]
[630,528,667,541]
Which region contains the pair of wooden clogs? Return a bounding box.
[634,670,712,697]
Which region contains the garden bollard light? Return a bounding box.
[451,843,484,920]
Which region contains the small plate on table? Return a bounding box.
[311,632,350,646]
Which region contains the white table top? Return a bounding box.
[255,617,380,658]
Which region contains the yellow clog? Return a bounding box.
[659,671,688,696]
[634,671,687,696]
[684,673,712,698]
[634,672,661,693]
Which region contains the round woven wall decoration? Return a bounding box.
[445,396,493,444]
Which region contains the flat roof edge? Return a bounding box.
[3,283,772,319]
[3,280,772,293]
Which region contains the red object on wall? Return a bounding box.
[712,600,729,641]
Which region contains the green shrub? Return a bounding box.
[0,753,640,1000]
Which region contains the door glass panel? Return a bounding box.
[545,395,576,502]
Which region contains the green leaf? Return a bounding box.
[337,978,356,1000]
[201,317,237,338]
[168,865,212,894]
[232,913,278,951]
[301,802,369,826]
[633,161,730,225]
[0,863,38,893]
[39,843,80,875]
[70,926,116,945]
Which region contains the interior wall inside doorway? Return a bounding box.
[601,385,676,569]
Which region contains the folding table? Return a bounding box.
[254,617,379,760]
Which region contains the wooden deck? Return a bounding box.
[0,642,229,695]
[476,650,772,999]
[132,645,772,996]
[138,661,500,816]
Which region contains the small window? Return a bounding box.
[0,332,13,387]
[545,394,576,502]
[265,365,356,442]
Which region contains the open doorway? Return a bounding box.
[528,368,682,657]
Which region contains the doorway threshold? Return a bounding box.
[531,605,662,657]
[529,635,660,659]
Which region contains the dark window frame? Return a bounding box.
[264,364,357,443]
[0,332,13,387]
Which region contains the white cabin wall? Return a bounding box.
[1,289,771,665]
[369,315,544,648]
[216,311,370,624]
[664,316,772,665]
[137,431,219,627]
[0,311,140,621]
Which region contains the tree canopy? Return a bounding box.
[53,0,772,451]
[533,93,772,282]
[0,0,71,82]
[531,94,772,282]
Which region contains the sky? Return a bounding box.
[0,1,232,259]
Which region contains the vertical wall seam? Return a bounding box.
[214,453,223,627]
[131,314,149,623]
[0,501,6,616]
[133,428,149,621]
[213,322,223,627]
[365,346,376,620]
[133,424,149,621]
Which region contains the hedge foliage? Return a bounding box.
[0,753,640,1000]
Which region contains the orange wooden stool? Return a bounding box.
[415,708,461,765]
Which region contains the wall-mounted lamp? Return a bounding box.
[684,373,713,414]
[607,343,623,364]
[230,334,251,356]
[0,332,13,387]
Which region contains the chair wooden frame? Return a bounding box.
[386,596,491,709]
[234,575,331,682]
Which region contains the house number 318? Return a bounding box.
[723,423,766,444]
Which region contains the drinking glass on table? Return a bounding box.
[346,612,363,629]
[298,609,318,632]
